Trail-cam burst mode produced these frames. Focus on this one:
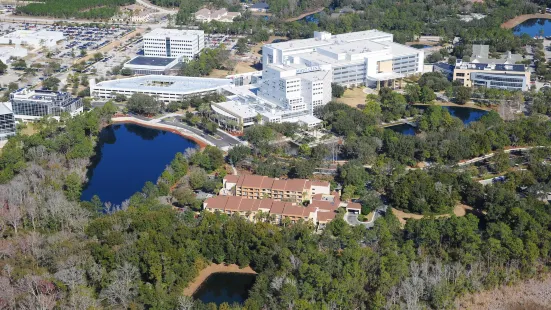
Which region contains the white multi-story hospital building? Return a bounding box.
[211,30,424,128]
[92,30,423,128]
[262,30,424,88]
[143,28,205,60]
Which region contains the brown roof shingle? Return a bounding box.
[204,196,229,211]
[240,175,266,188]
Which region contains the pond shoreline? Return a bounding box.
[183,263,257,296]
[111,118,209,149]
[501,13,551,29]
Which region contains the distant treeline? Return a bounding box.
[16,0,135,19]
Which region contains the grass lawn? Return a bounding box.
[337,87,367,108]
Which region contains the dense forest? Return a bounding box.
[16,0,135,19]
[2,103,551,308]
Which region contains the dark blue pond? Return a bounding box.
[513,18,551,37]
[388,123,416,136]
[444,106,488,125]
[388,106,488,135]
[193,273,256,306]
[81,124,197,205]
[411,44,430,49]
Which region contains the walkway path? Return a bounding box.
[112,116,213,148]
[285,7,324,22]
[457,146,538,166]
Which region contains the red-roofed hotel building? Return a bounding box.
[223,175,330,203]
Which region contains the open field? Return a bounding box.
[183,263,256,296]
[457,275,551,310]
[337,87,367,108]
[501,13,551,29]
[392,204,474,226]
[20,123,38,136]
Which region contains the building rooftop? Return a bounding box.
[317,211,337,223]
[265,30,392,52]
[250,2,269,9]
[94,75,232,94]
[0,102,12,115]
[472,44,489,59]
[2,29,63,39]
[456,61,526,72]
[144,28,204,38]
[126,56,177,67]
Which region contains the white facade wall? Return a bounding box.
[143,29,204,60]
[262,30,423,87]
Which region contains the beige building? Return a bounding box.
[452,45,530,91]
[195,8,241,22]
[203,195,338,226]
[453,62,530,91]
[223,175,331,203]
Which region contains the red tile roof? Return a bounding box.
[204,196,229,211]
[271,179,287,190]
[347,202,362,211]
[225,175,239,184]
[240,175,266,188]
[238,198,256,212]
[317,211,337,223]
[225,196,244,211]
[270,201,286,215]
[285,179,307,192]
[311,180,330,187]
[310,200,338,211]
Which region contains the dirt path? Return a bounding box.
[501,13,551,29]
[457,275,551,310]
[285,7,324,22]
[183,263,256,296]
[392,205,473,226]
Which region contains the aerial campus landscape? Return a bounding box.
[5,0,551,309]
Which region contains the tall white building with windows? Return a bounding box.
[262,30,424,88]
[143,29,205,60]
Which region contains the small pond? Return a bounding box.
[410,44,431,49]
[193,273,257,306]
[387,123,416,136]
[513,18,551,37]
[81,124,197,205]
[387,106,488,136]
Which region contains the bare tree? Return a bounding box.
[17,275,59,310]
[177,296,194,310]
[2,204,22,235]
[100,262,139,308]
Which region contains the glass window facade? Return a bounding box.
[10,90,83,117]
[471,73,526,91]
[0,111,15,140]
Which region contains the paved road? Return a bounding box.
[344,205,388,229]
[161,120,234,149]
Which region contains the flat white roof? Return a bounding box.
[0,102,12,115]
[94,75,231,94]
[144,28,204,38]
[2,29,63,39]
[212,101,258,119]
[265,29,392,51]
